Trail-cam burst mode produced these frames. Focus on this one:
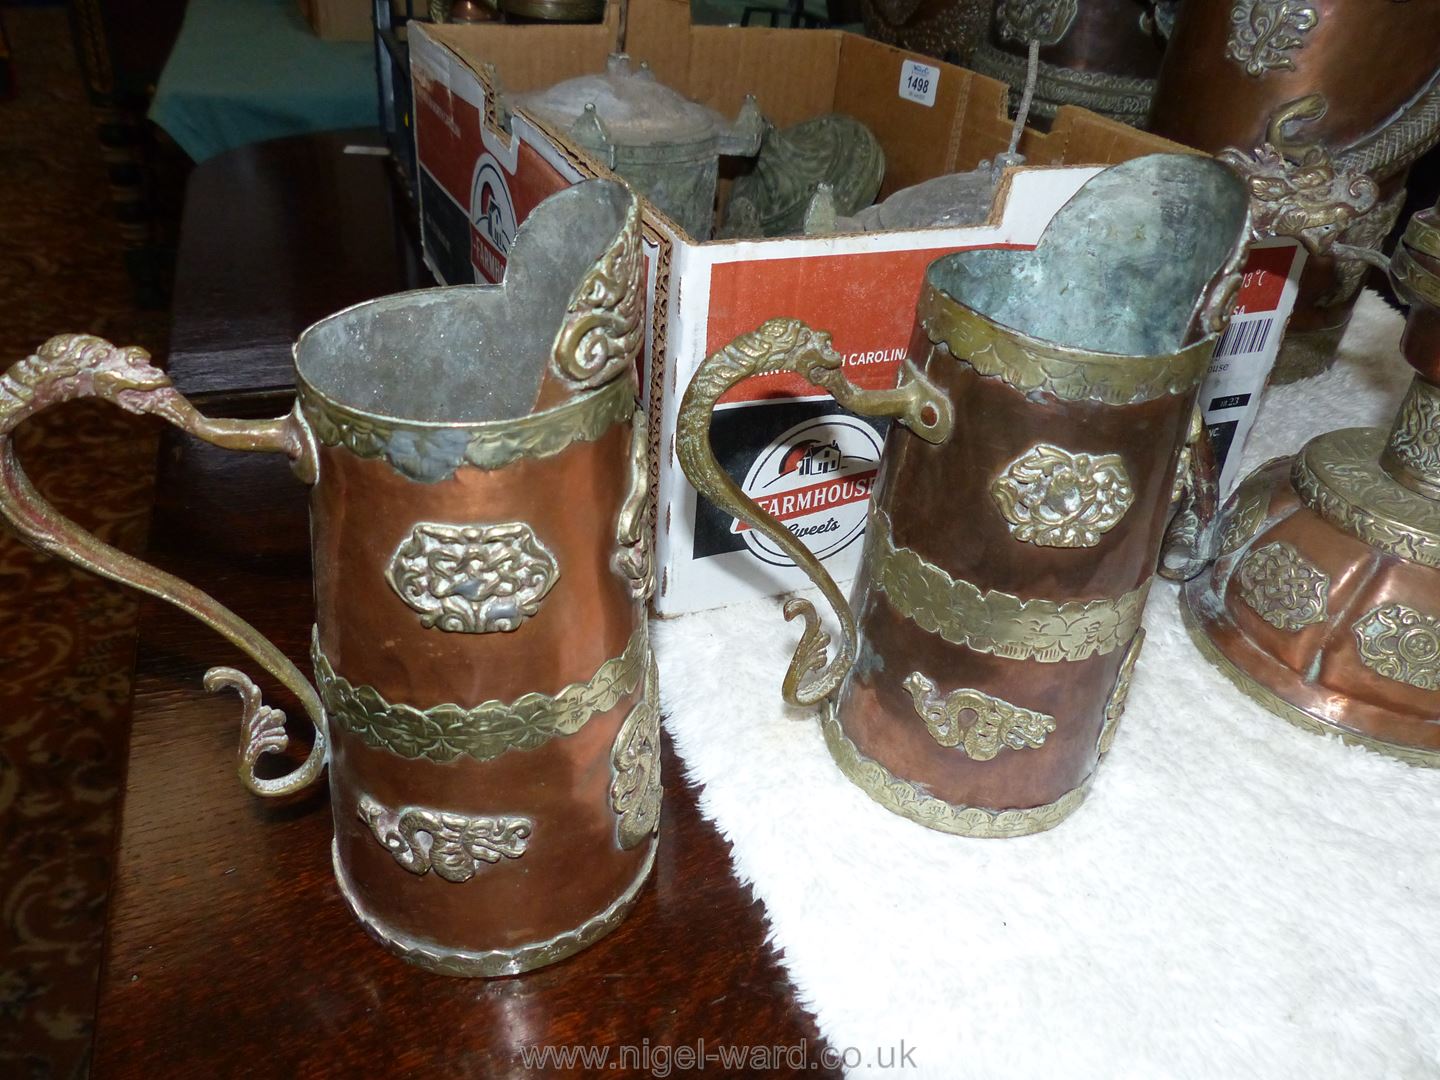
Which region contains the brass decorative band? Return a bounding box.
[1403,210,1440,261]
[1292,427,1440,570]
[1391,245,1440,311]
[820,706,1091,837]
[1180,602,1440,769]
[313,623,650,762]
[916,284,1214,406]
[1336,74,1440,182]
[866,508,1149,662]
[297,372,634,483]
[332,836,657,977]
[967,42,1157,125]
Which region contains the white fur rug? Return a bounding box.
[653,292,1440,1079]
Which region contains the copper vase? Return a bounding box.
[677,155,1250,836]
[0,179,658,975]
[1149,0,1440,382]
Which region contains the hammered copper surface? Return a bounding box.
[1150,2,1440,377]
[882,333,1191,599]
[1150,3,1440,157]
[1024,0,1164,80]
[1187,498,1440,755]
[329,701,649,953]
[311,424,634,705]
[832,328,1193,812]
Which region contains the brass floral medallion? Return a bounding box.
[1098,629,1145,754]
[358,795,532,883]
[1225,0,1318,77]
[386,520,559,633]
[1235,541,1329,631]
[993,0,1077,46]
[1353,603,1440,691]
[902,673,1055,760]
[991,443,1133,548]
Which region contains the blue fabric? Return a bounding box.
[149,0,376,162]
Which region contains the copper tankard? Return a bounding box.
[0,179,658,975]
[679,155,1250,836]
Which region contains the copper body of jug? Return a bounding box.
[0,180,657,975]
[678,155,1250,836]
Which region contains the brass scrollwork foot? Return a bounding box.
[204,667,326,797]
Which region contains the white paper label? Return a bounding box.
[898,60,939,107]
[1198,241,1306,495]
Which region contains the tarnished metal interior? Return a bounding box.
[927,154,1250,356]
[293,179,631,424]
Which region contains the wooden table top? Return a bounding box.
[168,128,429,404]
[90,131,832,1077]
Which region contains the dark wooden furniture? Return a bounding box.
[168,129,428,406]
[90,131,831,1077]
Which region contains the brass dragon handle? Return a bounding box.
[676,318,953,707]
[0,334,327,796]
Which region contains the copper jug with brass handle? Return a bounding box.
[0,179,659,976]
[678,154,1251,837]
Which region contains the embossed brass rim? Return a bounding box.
[1403,210,1440,261]
[314,623,650,762]
[867,507,1149,662]
[1292,427,1440,570]
[820,706,1092,837]
[332,836,658,977]
[1179,597,1440,769]
[1391,245,1440,311]
[917,284,1215,405]
[297,368,635,482]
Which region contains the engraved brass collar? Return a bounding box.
[1292,427,1440,570]
[917,284,1216,406]
[298,370,635,483]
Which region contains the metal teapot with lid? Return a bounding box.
[516,53,763,239]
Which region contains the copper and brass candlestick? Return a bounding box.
[1184,204,1440,765]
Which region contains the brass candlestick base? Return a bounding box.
[1183,207,1440,765]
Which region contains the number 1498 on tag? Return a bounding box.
[898,60,939,107]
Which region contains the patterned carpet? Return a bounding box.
[0,7,166,1077]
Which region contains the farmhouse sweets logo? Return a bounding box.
[469,153,517,281]
[692,408,884,568]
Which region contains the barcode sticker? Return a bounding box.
[1199,241,1306,495]
[1214,315,1276,358]
[898,60,939,107]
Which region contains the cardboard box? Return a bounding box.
[409,1,1299,615]
[299,0,375,42]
